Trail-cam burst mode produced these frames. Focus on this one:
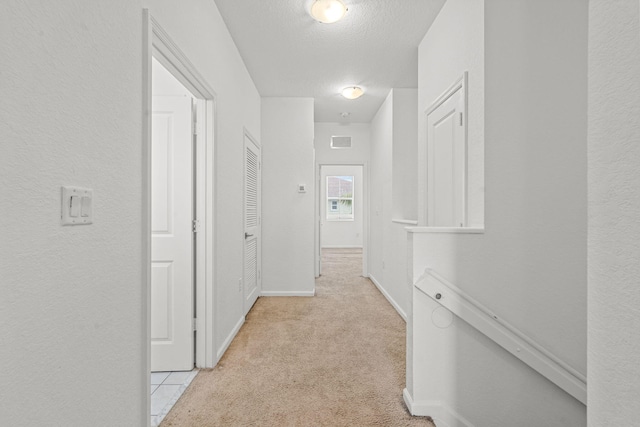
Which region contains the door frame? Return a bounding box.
[315,162,369,278]
[143,9,217,386]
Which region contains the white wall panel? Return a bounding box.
[408,0,588,425]
[0,1,145,425]
[261,98,315,295]
[588,1,640,425]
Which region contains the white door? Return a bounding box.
[243,135,261,315]
[427,86,466,227]
[151,95,194,372]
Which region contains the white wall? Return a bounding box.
[320,165,363,248]
[262,98,316,296]
[588,1,640,425]
[0,0,261,425]
[370,90,394,289]
[391,88,418,221]
[418,0,484,227]
[369,89,419,320]
[143,0,262,356]
[0,1,145,425]
[314,122,371,164]
[407,0,587,425]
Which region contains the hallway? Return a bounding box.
[160,249,434,426]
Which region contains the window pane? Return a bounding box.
[327,176,340,197]
[338,200,352,215]
[338,176,353,198]
[326,175,355,221]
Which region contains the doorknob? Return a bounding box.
[245,232,254,239]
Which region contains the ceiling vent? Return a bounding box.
[331,136,351,149]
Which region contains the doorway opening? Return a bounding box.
[316,164,367,278]
[144,11,217,425]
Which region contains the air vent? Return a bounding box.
[331,136,351,149]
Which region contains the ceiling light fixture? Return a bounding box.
[341,86,364,100]
[310,0,348,24]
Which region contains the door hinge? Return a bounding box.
[193,318,198,332]
[192,219,201,233]
[459,112,464,126]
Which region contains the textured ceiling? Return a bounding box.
[213,0,446,123]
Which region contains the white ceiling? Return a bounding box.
[213,0,446,123]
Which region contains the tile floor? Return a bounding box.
[150,369,198,427]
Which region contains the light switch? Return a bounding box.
[80,196,91,217]
[62,186,93,225]
[69,196,80,217]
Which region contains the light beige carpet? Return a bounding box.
[160,248,435,426]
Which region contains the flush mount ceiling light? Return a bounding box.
[310,0,348,24]
[341,86,364,100]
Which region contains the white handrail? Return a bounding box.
[414,268,586,405]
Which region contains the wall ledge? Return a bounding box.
[392,218,419,225]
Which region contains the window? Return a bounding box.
[326,175,354,221]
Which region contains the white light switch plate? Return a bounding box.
[61,186,93,225]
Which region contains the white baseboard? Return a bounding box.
[369,274,407,322]
[321,245,363,249]
[261,290,315,297]
[216,316,244,362]
[403,389,474,427]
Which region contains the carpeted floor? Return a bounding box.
[160,248,435,426]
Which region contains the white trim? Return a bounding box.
[321,245,363,249]
[203,97,216,368]
[142,10,153,427]
[403,389,474,427]
[261,291,316,297]
[150,16,216,100]
[414,269,587,405]
[407,227,484,234]
[392,218,419,225]
[216,316,245,362]
[424,72,468,117]
[369,275,407,322]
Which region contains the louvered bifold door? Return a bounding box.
[243,135,261,314]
